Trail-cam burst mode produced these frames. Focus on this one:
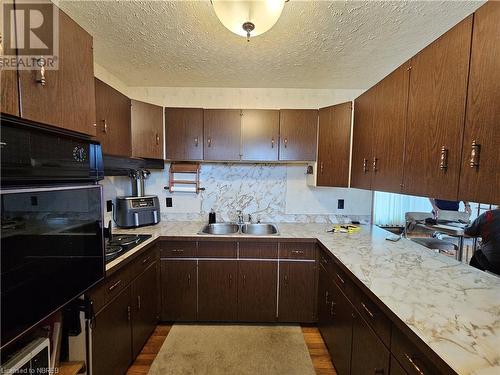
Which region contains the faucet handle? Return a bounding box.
[248,214,252,223]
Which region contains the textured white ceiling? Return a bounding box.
[59,0,484,89]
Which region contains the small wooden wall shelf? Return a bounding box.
[166,162,204,193]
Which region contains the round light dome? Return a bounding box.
[212,0,286,40]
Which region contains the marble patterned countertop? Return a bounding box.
[112,221,500,375]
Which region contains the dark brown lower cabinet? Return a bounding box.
[161,260,197,321]
[351,310,390,375]
[198,260,238,320]
[131,262,159,358]
[329,280,354,375]
[317,265,336,358]
[237,261,278,321]
[390,356,408,375]
[92,286,132,375]
[278,261,316,322]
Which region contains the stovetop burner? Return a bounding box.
[105,234,152,264]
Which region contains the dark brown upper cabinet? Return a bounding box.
[1,70,19,116]
[403,16,473,200]
[351,89,375,190]
[317,102,352,187]
[131,100,163,160]
[279,109,318,161]
[241,109,279,161]
[371,61,410,193]
[459,2,500,204]
[94,78,132,157]
[165,107,203,161]
[203,109,241,161]
[16,6,96,136]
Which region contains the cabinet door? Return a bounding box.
[198,260,238,320]
[351,89,375,190]
[92,286,132,375]
[131,100,163,159]
[165,107,203,160]
[390,356,408,375]
[160,260,197,321]
[279,109,318,161]
[371,62,410,193]
[329,280,353,375]
[238,261,278,321]
[278,261,316,322]
[131,262,158,358]
[459,2,500,204]
[241,109,279,161]
[59,9,96,136]
[204,109,241,161]
[351,312,390,375]
[317,265,335,354]
[94,78,131,157]
[317,102,352,187]
[403,16,473,200]
[1,70,19,116]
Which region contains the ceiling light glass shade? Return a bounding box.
[212,0,285,39]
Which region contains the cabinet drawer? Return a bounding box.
[239,241,278,259]
[279,242,316,260]
[392,328,443,375]
[133,246,158,276]
[318,249,335,275]
[331,260,353,300]
[353,290,392,347]
[160,241,197,258]
[198,241,237,258]
[104,266,132,303]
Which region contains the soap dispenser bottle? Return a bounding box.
[208,209,216,224]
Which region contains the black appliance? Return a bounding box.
[105,233,152,263]
[0,116,105,349]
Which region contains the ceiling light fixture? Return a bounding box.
[211,0,286,42]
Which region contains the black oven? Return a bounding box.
[0,115,105,349]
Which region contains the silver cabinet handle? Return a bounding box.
[156,133,160,145]
[403,353,426,375]
[439,146,448,170]
[171,249,184,253]
[363,158,368,173]
[470,140,480,168]
[291,250,304,255]
[271,137,275,148]
[228,274,233,287]
[207,137,212,147]
[320,162,324,174]
[142,256,151,264]
[102,119,108,134]
[360,302,375,319]
[284,138,288,148]
[36,58,46,86]
[137,295,141,310]
[127,306,131,321]
[188,273,191,286]
[194,137,199,147]
[108,279,121,291]
[336,273,345,285]
[372,157,378,172]
[330,301,336,316]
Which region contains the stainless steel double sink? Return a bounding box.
[199,222,279,236]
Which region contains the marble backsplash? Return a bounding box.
[102,163,372,225]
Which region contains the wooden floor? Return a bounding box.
[126,324,336,375]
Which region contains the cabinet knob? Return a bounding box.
[36,58,46,86]
[469,140,480,168]
[439,146,448,170]
[372,157,378,172]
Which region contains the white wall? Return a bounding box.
[95,64,372,224]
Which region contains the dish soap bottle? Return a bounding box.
[208,209,216,224]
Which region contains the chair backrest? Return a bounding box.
[404,212,433,237]
[437,210,470,222]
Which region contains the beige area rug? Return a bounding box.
[147,324,316,375]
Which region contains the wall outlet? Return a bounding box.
[338,199,344,210]
[106,200,113,212]
[166,197,173,207]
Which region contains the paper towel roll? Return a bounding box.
[170,186,197,193]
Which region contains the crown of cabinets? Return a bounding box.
[0,3,96,136]
[94,79,163,159]
[352,1,500,204]
[165,108,318,162]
